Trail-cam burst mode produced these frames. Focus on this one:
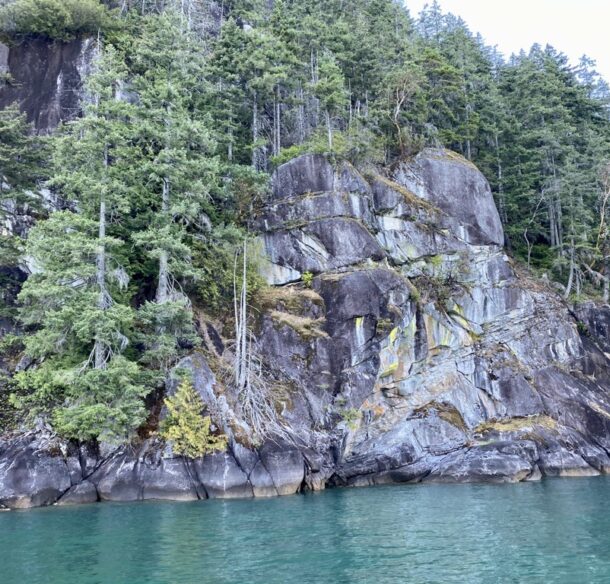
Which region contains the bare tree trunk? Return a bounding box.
[272,86,281,157]
[156,177,170,304]
[564,237,575,299]
[494,132,508,247]
[325,109,332,151]
[94,195,107,369]
[233,241,249,391]
[252,92,259,170]
[94,144,111,370]
[297,83,305,144]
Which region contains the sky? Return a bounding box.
[404,0,610,83]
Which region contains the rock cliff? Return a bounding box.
[2,150,610,508]
[0,38,96,132]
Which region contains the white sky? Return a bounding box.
[405,0,610,83]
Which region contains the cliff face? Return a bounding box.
[0,38,96,132]
[2,150,610,509]
[256,151,610,485]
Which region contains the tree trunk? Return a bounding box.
[156,177,170,304]
[297,83,305,144]
[273,86,281,157]
[252,92,259,170]
[564,237,575,299]
[325,109,332,151]
[94,143,111,370]
[94,195,107,370]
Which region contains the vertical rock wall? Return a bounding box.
[0,38,96,132]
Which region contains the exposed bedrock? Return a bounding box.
[255,149,610,488]
[2,149,610,508]
[0,38,96,133]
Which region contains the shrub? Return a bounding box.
[192,226,265,317]
[160,379,227,458]
[301,271,314,288]
[339,407,361,430]
[0,0,112,43]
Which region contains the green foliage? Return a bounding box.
[193,226,265,316]
[0,0,113,43]
[339,407,361,430]
[160,378,227,458]
[4,0,610,443]
[301,271,314,288]
[0,333,23,356]
[271,125,384,167]
[0,105,48,318]
[51,357,149,442]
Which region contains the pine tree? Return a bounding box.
[0,105,48,319]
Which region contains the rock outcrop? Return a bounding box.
[255,150,610,487]
[2,149,610,508]
[0,38,96,133]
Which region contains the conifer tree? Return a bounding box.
[161,378,227,458]
[130,11,219,371]
[16,45,149,441]
[312,51,347,150]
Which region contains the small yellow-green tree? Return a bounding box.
[160,379,227,458]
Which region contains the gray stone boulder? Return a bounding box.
[0,434,73,508]
[90,446,200,502]
[262,218,384,279]
[575,302,610,354]
[271,154,370,200]
[272,154,336,199]
[193,452,253,499]
[259,155,383,284]
[0,38,96,132]
[393,149,504,246]
[427,441,538,483]
[258,442,305,496]
[56,480,98,506]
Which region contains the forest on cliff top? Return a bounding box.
[0,0,609,444]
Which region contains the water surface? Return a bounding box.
[2,477,610,583]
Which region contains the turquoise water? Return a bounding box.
[2,477,610,584]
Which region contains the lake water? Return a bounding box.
[2,477,610,583]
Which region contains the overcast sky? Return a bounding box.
[405,0,610,83]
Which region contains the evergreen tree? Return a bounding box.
[16,44,149,442]
[311,51,347,150]
[161,378,227,458]
[130,11,219,371]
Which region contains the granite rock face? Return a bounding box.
[0,434,73,509]
[2,149,610,508]
[0,38,96,133]
[255,150,610,488]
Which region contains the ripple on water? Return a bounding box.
[1,477,610,584]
